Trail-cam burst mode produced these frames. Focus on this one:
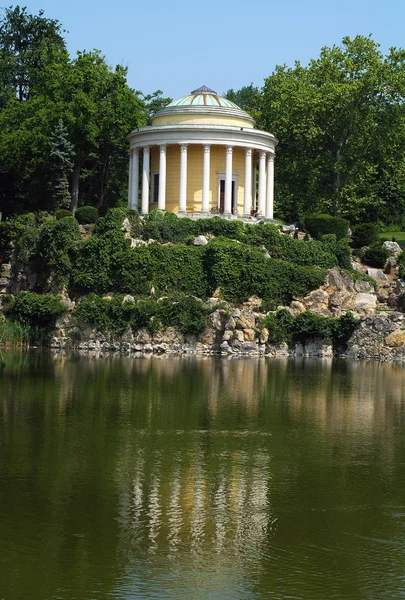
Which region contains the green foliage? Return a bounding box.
[93,207,142,237]
[204,238,327,308]
[0,213,37,251]
[12,291,65,325]
[263,309,294,343]
[0,317,32,345]
[344,268,378,290]
[74,205,98,224]
[363,244,389,268]
[351,223,379,248]
[35,216,80,287]
[142,211,198,242]
[303,214,350,240]
[263,309,359,350]
[15,227,40,263]
[398,253,405,279]
[56,209,72,220]
[75,294,207,336]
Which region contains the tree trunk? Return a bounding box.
[69,160,81,212]
[94,156,110,210]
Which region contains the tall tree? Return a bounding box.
[260,35,405,221]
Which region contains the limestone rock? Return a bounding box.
[259,327,269,343]
[236,310,256,330]
[242,296,262,310]
[123,295,135,304]
[243,328,256,341]
[383,241,402,258]
[290,301,306,315]
[193,235,208,246]
[354,293,377,316]
[122,218,132,237]
[367,269,388,282]
[209,309,228,332]
[385,331,405,347]
[133,328,152,344]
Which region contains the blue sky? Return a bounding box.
[9,0,405,99]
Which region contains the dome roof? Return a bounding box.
[167,85,241,110]
[152,85,254,127]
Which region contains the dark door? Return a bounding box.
[219,180,225,213]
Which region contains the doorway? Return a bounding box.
[218,178,237,213]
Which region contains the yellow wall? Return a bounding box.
[149,144,247,214]
[152,113,253,128]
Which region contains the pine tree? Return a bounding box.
[48,119,74,210]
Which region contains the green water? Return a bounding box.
[1,351,405,599]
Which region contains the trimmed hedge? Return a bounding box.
[303,213,350,240]
[75,205,98,224]
[56,209,73,220]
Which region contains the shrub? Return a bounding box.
[15,228,40,264]
[35,217,81,288]
[12,291,65,326]
[75,294,129,334]
[93,207,142,237]
[75,205,98,224]
[56,209,73,220]
[303,213,350,240]
[0,213,37,251]
[351,223,379,248]
[262,309,359,350]
[363,244,389,268]
[142,210,198,242]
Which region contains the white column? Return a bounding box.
[141,146,150,215]
[258,151,266,217]
[243,148,252,217]
[224,145,233,215]
[252,158,257,214]
[179,144,188,213]
[128,150,133,208]
[202,144,211,214]
[158,144,166,210]
[129,149,139,211]
[266,153,275,219]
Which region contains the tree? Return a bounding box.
[260,35,405,222]
[48,118,74,210]
[0,5,67,102]
[224,83,261,121]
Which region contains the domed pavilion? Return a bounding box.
[127,85,278,219]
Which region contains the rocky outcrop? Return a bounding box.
[345,312,405,359]
[292,268,377,317]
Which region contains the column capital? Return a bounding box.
[180,144,188,153]
[259,150,267,160]
[245,148,253,157]
[226,145,233,154]
[267,152,275,162]
[203,144,211,153]
[159,144,166,152]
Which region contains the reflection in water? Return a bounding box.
[0,351,405,599]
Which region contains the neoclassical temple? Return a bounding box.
[127,86,278,218]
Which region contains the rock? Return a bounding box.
[243,328,256,341]
[131,238,147,247]
[193,235,208,246]
[354,293,377,316]
[236,310,256,330]
[396,279,405,294]
[123,295,135,303]
[302,289,329,312]
[223,329,233,341]
[209,309,228,332]
[224,316,236,330]
[282,224,296,233]
[367,269,389,282]
[133,328,152,344]
[220,341,232,353]
[234,330,244,342]
[259,328,269,343]
[122,218,132,237]
[242,296,262,310]
[199,327,217,346]
[242,341,258,352]
[385,331,405,347]
[261,245,270,259]
[290,301,306,315]
[383,241,402,258]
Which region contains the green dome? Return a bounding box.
[167,85,241,110]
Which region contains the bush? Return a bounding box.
[351,223,379,248]
[75,205,98,224]
[35,217,81,289]
[56,209,73,220]
[12,291,65,326]
[15,228,40,263]
[93,207,142,237]
[262,309,359,350]
[303,213,350,240]
[75,294,208,336]
[0,213,37,252]
[363,244,389,268]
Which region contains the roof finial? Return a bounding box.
[191,85,217,95]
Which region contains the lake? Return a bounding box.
[0,351,405,599]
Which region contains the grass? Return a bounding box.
[378,231,405,248]
[0,318,32,345]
